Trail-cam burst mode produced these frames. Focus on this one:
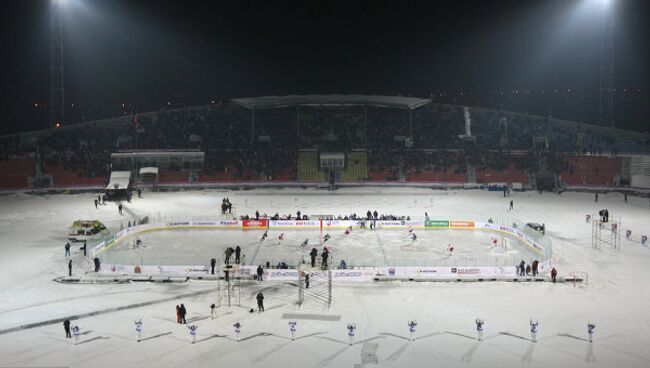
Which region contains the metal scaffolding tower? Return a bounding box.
[592,217,620,250]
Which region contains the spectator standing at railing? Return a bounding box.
[551,267,558,283]
[256,265,264,281]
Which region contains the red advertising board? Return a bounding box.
[242,219,268,229]
[449,221,475,228]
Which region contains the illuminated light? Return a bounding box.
[55,122,61,128]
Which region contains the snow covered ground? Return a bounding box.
[0,187,649,367]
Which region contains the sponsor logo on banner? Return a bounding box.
[388,267,396,276]
[271,220,319,227]
[168,221,190,227]
[378,220,406,227]
[267,270,299,280]
[425,220,449,228]
[456,267,481,275]
[193,221,217,226]
[416,268,438,274]
[242,219,268,229]
[185,267,209,274]
[333,271,363,278]
[218,220,240,227]
[450,221,475,228]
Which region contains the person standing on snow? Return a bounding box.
[475,318,485,341]
[63,319,71,338]
[256,292,265,312]
[235,246,242,264]
[310,247,318,267]
[551,267,558,283]
[530,319,539,342]
[256,265,264,281]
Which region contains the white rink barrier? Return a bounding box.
[376,266,518,279]
[101,263,522,281]
[94,218,550,277]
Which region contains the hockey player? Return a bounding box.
[278,233,285,244]
[447,243,455,255]
[344,227,351,236]
[187,324,198,344]
[410,232,417,243]
[587,323,596,343]
[491,237,498,249]
[475,318,484,341]
[260,230,268,241]
[509,200,514,211]
[135,319,143,342]
[233,322,242,342]
[529,319,538,342]
[301,238,309,248]
[322,233,331,244]
[288,321,297,341]
[347,323,356,346]
[408,320,418,342]
[135,238,142,248]
[408,224,414,233]
[210,303,216,319]
[72,324,80,344]
[64,242,71,257]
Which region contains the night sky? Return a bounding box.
[0,0,648,134]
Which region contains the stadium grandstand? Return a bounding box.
[1,95,650,192]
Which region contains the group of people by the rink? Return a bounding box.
[175,304,188,324]
[517,260,541,277]
[220,198,233,214]
[223,246,242,265]
[236,209,411,222]
[598,208,610,223]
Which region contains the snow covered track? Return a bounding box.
[0,188,649,367]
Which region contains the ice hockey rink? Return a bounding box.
[104,225,536,268]
[0,187,649,368]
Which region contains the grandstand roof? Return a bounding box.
[232,95,431,111]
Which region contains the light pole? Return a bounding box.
[50,0,65,129]
[598,0,614,127]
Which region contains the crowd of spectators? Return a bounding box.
[1,100,648,189]
[237,209,409,221]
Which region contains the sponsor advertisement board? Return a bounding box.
[379,266,517,278]
[242,219,268,229]
[425,220,449,228]
[449,221,475,228]
[322,220,359,229]
[269,220,320,228]
[104,264,210,275]
[332,269,376,282]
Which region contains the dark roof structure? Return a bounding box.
[232,95,431,111]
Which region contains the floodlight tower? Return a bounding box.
[50,0,65,129]
[598,0,614,127]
